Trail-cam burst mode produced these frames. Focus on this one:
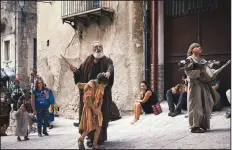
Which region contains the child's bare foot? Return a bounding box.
[78,138,85,149]
[131,119,138,124]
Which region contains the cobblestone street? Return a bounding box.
[1,102,231,149]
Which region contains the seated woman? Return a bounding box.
[131,81,158,124]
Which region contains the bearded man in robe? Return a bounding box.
[70,41,114,145]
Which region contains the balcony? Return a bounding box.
[61,1,114,29]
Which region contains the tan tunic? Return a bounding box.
[185,56,219,129]
[15,111,31,136]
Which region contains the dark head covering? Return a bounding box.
[97,73,109,85]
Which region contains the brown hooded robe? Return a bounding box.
[73,55,118,142]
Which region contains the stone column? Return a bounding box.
[157,1,164,102]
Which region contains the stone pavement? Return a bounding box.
[1,102,231,149]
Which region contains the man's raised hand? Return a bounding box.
[70,65,77,72]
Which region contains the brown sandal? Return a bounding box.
[78,139,85,149]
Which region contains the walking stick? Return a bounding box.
[60,54,72,66]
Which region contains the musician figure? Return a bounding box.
[184,43,220,133]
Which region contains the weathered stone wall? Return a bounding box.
[17,1,37,88]
[1,1,37,88]
[1,1,17,69]
[37,1,144,119]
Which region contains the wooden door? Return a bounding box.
[164,0,231,105]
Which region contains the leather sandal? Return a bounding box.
[78,139,85,150]
[17,137,22,141]
[87,140,93,148]
[24,136,30,140]
[201,127,207,131]
[191,127,204,133]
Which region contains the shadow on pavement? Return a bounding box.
[207,128,230,133]
[104,141,130,148]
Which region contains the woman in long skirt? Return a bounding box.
[185,43,219,133]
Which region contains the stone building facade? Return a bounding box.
[37,1,144,119]
[1,1,37,87]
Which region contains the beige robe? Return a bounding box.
[15,111,31,136]
[185,56,219,130]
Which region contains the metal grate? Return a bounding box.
[164,0,230,17]
[61,1,113,18]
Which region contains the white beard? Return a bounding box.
[93,51,104,59]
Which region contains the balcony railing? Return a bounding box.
[61,1,113,19]
[164,0,230,17]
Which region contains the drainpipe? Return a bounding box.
[151,0,156,91]
[157,1,164,102]
[15,2,17,75]
[143,1,148,82]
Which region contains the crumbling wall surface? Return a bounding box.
[37,1,144,119]
[0,1,37,88]
[0,1,17,70]
[17,1,37,88]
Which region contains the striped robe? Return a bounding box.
[79,80,104,132]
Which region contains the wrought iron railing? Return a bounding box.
[164,0,230,17]
[61,1,113,19]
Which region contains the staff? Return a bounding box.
[60,54,72,66]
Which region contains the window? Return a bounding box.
[87,1,100,10]
[4,40,10,61]
[93,1,100,9]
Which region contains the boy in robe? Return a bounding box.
[78,73,109,149]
